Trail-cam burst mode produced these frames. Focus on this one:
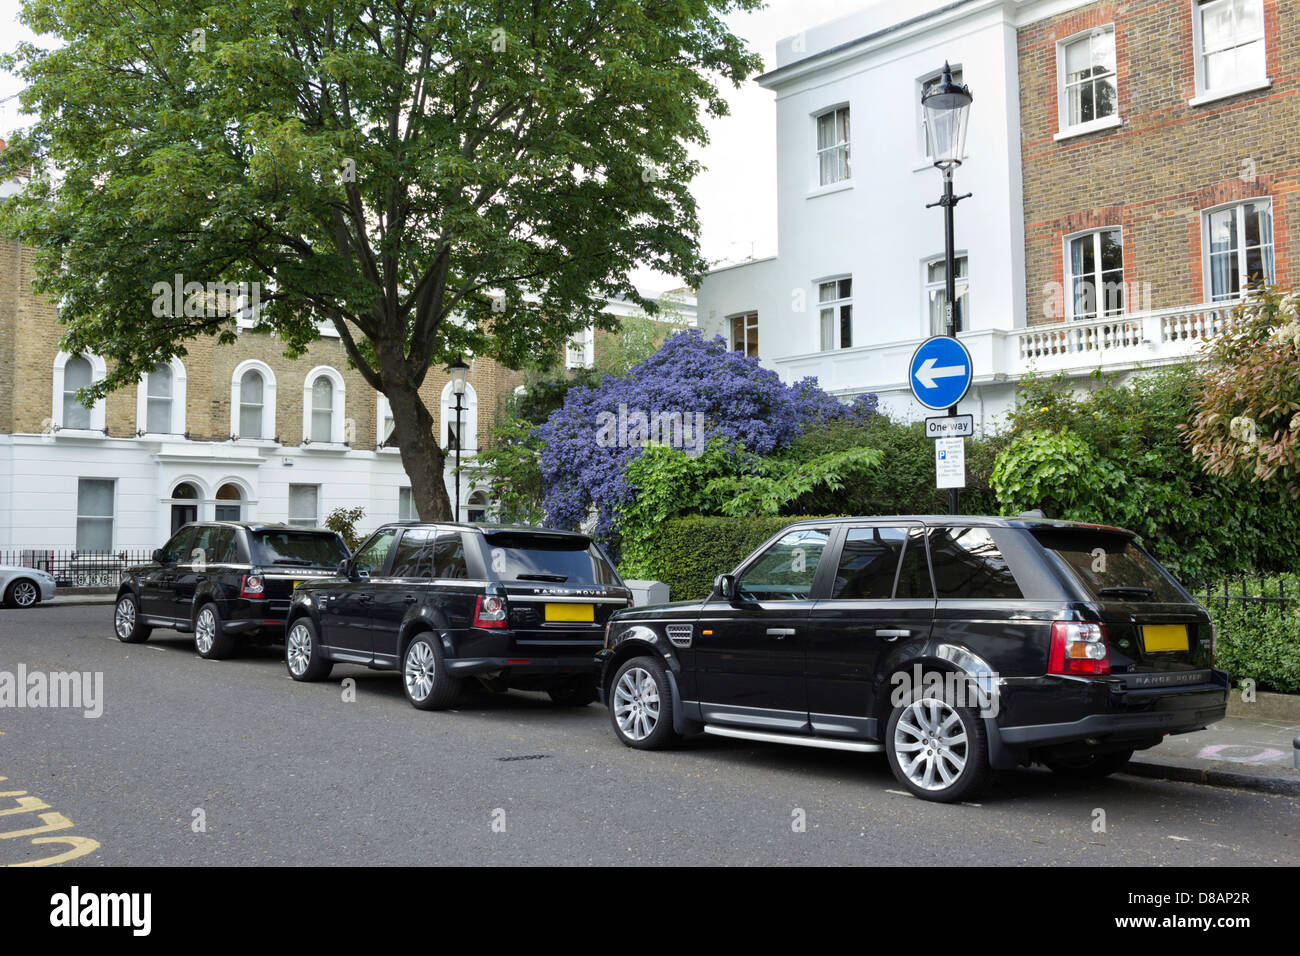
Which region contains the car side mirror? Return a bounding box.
[716,573,737,602]
[336,559,350,578]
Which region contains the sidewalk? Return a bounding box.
[42,591,116,607]
[1127,707,1300,795]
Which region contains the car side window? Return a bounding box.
[895,529,934,599]
[352,528,399,578]
[430,532,469,579]
[832,527,907,599]
[928,526,1022,599]
[739,528,830,602]
[390,529,434,578]
[161,527,197,564]
[188,526,236,566]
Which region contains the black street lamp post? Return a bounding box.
[922,62,973,516]
[447,357,470,520]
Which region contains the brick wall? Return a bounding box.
[0,238,522,448]
[1019,0,1298,324]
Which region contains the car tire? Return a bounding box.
[547,677,598,707]
[285,618,333,682]
[4,578,40,609]
[885,680,991,803]
[193,603,235,660]
[1043,749,1134,779]
[112,593,152,643]
[609,656,676,750]
[401,633,461,711]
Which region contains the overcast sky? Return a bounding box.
[0,0,858,294]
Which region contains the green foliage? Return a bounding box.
[324,506,366,552]
[780,415,1007,516]
[1186,287,1300,487]
[592,298,691,378]
[617,438,880,575]
[1192,575,1300,694]
[629,514,838,602]
[991,366,1300,578]
[473,416,546,525]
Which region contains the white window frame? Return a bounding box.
[302,366,347,446]
[922,255,970,337]
[565,326,595,369]
[1063,227,1126,321]
[1190,0,1270,106]
[376,392,400,451]
[813,104,851,189]
[230,359,277,442]
[135,356,187,437]
[728,311,759,357]
[1054,26,1122,140]
[76,477,116,552]
[1201,198,1275,303]
[51,352,108,434]
[287,483,320,528]
[440,380,478,457]
[816,277,853,351]
[398,486,416,521]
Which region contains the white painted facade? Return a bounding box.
[696,0,1230,431]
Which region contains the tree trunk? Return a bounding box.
[384,377,452,521]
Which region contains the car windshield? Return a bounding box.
[1031,528,1187,603]
[251,530,349,569]
[482,534,618,586]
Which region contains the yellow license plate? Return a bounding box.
[545,603,594,623]
[292,580,302,590]
[1142,624,1188,653]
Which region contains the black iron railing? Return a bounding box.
[0,549,153,589]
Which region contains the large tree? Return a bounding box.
[0,0,760,518]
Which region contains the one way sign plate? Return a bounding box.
[908,335,973,411]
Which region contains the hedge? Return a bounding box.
[1193,575,1300,694]
[627,514,839,603]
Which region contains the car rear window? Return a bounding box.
[251,530,349,569]
[1030,529,1187,603]
[928,526,1024,599]
[482,534,618,586]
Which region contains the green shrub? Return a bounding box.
[1191,574,1300,693]
[628,514,840,602]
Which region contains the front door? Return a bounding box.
[806,524,935,738]
[694,526,834,733]
[142,526,196,619]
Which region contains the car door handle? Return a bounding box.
[403,595,416,605]
[358,595,374,604]
[876,629,911,640]
[766,627,796,638]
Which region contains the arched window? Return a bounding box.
[302,366,346,445]
[63,356,93,430]
[135,357,186,435]
[170,481,200,535]
[240,369,264,438]
[466,490,488,523]
[230,360,276,440]
[53,352,107,432]
[440,380,478,456]
[215,482,243,522]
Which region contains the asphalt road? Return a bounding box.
[1,604,1297,866]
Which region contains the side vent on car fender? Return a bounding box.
[666,624,693,648]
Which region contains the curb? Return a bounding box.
[1226,690,1300,723]
[42,595,116,607]
[1126,754,1300,796]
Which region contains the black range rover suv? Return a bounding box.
[598,516,1228,802]
[284,522,632,709]
[113,522,350,658]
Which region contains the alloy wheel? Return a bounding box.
[114,598,136,637]
[12,581,38,607]
[195,607,217,655]
[893,696,969,792]
[613,667,660,741]
[405,641,436,702]
[286,623,313,677]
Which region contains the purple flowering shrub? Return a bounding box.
[535,329,877,542]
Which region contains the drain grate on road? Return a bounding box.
[496,754,551,762]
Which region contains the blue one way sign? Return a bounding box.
[908,336,973,411]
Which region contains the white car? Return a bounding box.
[0,566,57,608]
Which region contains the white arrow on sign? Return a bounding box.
[914,357,968,389]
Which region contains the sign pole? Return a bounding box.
[943,170,960,515]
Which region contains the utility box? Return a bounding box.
[623,579,669,607]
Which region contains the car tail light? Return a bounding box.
[240,574,265,599]
[474,595,508,629]
[1048,620,1109,676]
